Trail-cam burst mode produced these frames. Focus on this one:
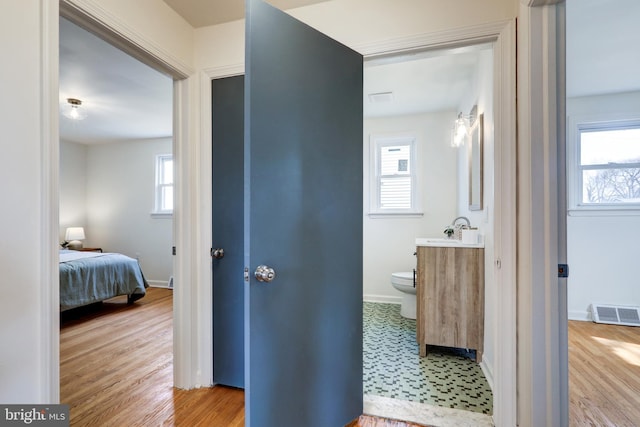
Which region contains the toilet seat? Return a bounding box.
[391,271,414,287]
[391,271,417,319]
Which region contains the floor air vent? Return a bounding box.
[592,304,640,326]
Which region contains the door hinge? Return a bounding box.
[172,246,176,256]
[558,264,569,278]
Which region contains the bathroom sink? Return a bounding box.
[415,237,484,248]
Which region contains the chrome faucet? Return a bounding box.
[444,216,471,238]
[451,216,471,228]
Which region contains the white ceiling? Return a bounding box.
[566,0,640,98]
[364,46,488,119]
[163,0,331,27]
[58,0,640,144]
[59,17,173,144]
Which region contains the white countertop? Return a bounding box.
[416,236,485,248]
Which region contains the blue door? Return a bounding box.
[245,1,363,425]
[212,75,245,388]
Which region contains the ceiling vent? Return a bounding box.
[368,92,394,103]
[592,303,640,326]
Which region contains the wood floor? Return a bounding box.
[569,320,640,426]
[60,288,427,427]
[62,288,640,426]
[61,288,242,426]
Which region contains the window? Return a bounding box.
[153,154,173,216]
[370,134,419,216]
[572,121,640,210]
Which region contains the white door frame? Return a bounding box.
[359,22,518,427]
[517,1,567,426]
[43,0,197,402]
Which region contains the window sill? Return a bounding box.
[150,212,173,219]
[368,212,424,219]
[568,207,640,217]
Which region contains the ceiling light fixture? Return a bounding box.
[62,98,88,121]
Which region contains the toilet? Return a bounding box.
[391,271,417,319]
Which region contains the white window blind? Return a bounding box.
[154,154,173,215]
[379,144,412,209]
[370,135,418,215]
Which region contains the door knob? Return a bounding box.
[212,248,225,259]
[254,265,276,282]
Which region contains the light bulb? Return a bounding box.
[451,116,468,147]
[62,98,87,120]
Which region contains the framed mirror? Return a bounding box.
[468,113,483,210]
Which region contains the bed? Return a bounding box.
[59,249,148,311]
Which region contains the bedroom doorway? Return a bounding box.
[58,10,176,410]
[564,1,640,424]
[59,16,174,290]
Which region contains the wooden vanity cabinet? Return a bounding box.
[416,245,484,362]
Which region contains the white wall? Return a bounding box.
[455,47,496,376]
[363,112,458,302]
[566,91,640,320]
[194,0,517,67]
[288,0,516,52]
[60,140,88,234]
[0,0,55,403]
[456,48,494,229]
[82,138,174,285]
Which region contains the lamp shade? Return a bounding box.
[65,227,85,241]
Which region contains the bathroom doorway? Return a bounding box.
[361,43,497,424]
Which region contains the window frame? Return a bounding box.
[568,114,640,215]
[152,153,174,217]
[368,133,422,217]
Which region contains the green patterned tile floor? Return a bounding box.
[363,302,493,415]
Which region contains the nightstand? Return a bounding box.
[75,247,103,252]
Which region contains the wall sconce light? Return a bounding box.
[62,98,88,121]
[65,227,86,250]
[451,112,470,148]
[451,106,478,148]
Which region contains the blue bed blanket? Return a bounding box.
[59,251,148,311]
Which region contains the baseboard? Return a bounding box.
[363,294,402,304]
[147,280,171,289]
[568,310,591,321]
[480,359,494,394]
